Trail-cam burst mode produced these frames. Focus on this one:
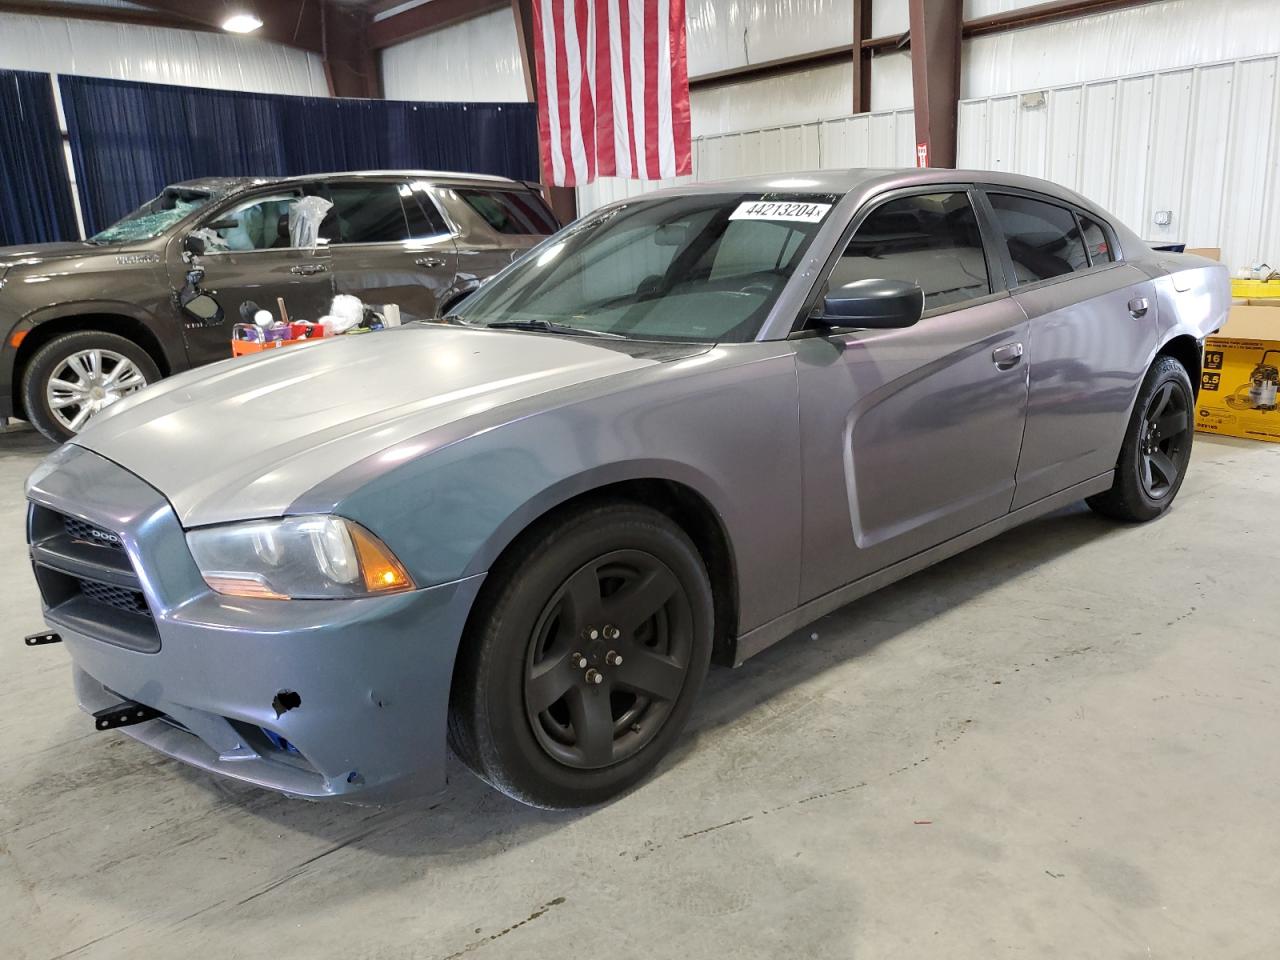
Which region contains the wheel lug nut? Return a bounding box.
[587,628,599,640]
[572,653,587,669]
[603,624,620,640]
[606,650,623,666]
[585,669,604,685]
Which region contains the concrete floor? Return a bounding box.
[2,424,1278,960]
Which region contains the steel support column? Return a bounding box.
[908,0,962,168]
[852,0,873,114]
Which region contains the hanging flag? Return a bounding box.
[531,0,692,187]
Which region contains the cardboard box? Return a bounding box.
[1186,247,1221,260]
[1195,305,1280,443]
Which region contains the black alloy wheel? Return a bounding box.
[1087,355,1195,523]
[524,550,693,770]
[449,501,713,809]
[1137,379,1191,500]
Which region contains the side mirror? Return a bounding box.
[183,233,206,257]
[815,278,925,330]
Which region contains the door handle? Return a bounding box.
[1128,296,1150,318]
[415,256,447,269]
[992,342,1024,369]
[290,263,328,276]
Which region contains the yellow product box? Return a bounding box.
[1196,301,1280,443]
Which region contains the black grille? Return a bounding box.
[77,578,149,615]
[64,516,125,550]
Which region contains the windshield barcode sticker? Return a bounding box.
[730,200,833,223]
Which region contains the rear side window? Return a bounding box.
[326,182,410,244]
[401,186,450,239]
[1079,214,1114,264]
[457,188,558,235]
[987,193,1089,284]
[829,192,991,311]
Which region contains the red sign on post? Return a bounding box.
[916,141,929,168]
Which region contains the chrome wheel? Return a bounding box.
[45,349,149,433]
[1138,379,1191,500]
[523,549,694,770]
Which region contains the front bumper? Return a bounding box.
[27,445,484,802]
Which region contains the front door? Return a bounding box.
[321,179,458,322]
[978,190,1159,508]
[794,188,1031,603]
[169,187,333,366]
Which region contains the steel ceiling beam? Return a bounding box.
[367,0,507,49]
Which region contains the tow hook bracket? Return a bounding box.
[25,632,61,646]
[93,701,162,730]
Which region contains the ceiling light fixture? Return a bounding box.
[222,11,263,33]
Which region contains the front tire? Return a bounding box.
[1087,355,1195,522]
[21,331,160,442]
[449,502,714,809]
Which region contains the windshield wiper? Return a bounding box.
[484,319,625,339]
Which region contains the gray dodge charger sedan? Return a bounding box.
[25,169,1228,808]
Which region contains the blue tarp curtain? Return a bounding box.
[0,69,80,246]
[58,75,540,235]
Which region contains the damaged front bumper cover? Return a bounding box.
[27,444,485,803]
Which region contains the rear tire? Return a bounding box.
[449,501,714,809]
[1087,355,1194,523]
[21,331,160,442]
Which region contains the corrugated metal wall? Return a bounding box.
[578,108,916,212]
[381,7,528,104]
[957,54,1280,271]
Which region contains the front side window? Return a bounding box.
[457,188,558,235]
[828,192,991,311]
[987,193,1090,284]
[202,193,301,252]
[451,193,833,342]
[325,182,411,244]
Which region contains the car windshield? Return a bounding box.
[450,192,838,342]
[89,187,217,244]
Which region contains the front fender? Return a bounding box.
[296,345,804,637]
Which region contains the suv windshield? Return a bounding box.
[451,193,837,342]
[90,187,217,244]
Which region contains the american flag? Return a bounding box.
[532,0,693,187]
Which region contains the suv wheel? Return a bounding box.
[449,502,714,808]
[21,331,160,442]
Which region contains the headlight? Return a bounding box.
[186,516,413,600]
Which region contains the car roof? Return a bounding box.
[637,167,1112,214]
[169,170,524,197]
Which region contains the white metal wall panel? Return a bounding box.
[871,0,909,37]
[963,0,1280,100]
[691,61,853,137]
[686,0,852,77]
[0,12,326,95]
[381,8,529,103]
[578,107,914,213]
[958,55,1280,271]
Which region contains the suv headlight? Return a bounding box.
[186,516,413,600]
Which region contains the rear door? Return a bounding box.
[322,178,458,322]
[979,190,1158,508]
[793,188,1031,602]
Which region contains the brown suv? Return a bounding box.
[0,170,558,441]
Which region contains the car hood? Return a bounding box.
[73,323,708,527]
[0,241,111,271]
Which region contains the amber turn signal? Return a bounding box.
[350,523,413,593]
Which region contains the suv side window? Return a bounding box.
[986,193,1090,284]
[204,192,302,252]
[456,187,558,235]
[325,182,411,244]
[402,185,450,239]
[829,192,991,311]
